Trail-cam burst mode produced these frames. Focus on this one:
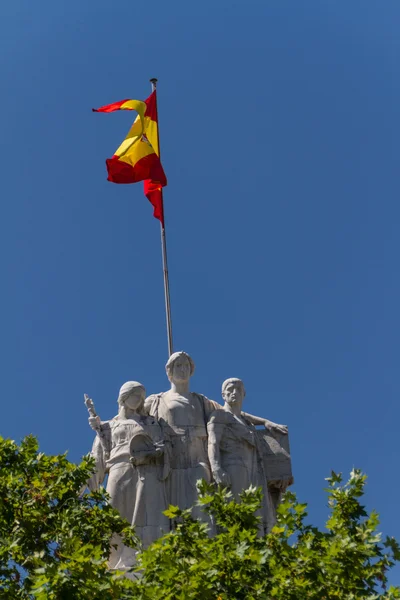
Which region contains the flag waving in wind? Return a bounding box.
[93,91,167,225]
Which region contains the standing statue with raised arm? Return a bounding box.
[86,381,168,568]
[207,378,291,533]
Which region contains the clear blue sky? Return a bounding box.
[1,0,399,584]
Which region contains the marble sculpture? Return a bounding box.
[86,351,293,568]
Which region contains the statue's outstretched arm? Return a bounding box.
[242,411,288,435]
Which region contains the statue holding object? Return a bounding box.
[207,377,292,533]
[85,352,293,555]
[85,382,168,569]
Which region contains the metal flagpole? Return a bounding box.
[150,78,174,357]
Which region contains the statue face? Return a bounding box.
[223,382,245,406]
[124,389,144,411]
[171,355,191,383]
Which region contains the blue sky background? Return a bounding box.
[1,0,400,584]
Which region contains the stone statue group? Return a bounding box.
[85,351,293,569]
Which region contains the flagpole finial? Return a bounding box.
[150,78,158,91]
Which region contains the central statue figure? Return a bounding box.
[144,351,220,518]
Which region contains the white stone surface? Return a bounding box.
[86,381,168,568]
[144,351,221,521]
[207,377,291,533]
[256,427,294,514]
[85,353,293,556]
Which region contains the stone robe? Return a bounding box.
[88,415,168,566]
[145,392,220,520]
[207,410,275,534]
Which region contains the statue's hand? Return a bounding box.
[131,449,160,466]
[88,416,101,431]
[265,420,288,435]
[212,467,231,487]
[131,455,146,467]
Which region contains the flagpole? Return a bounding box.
[150,78,174,357]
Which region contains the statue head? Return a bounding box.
[221,378,246,408]
[165,351,195,384]
[117,381,146,414]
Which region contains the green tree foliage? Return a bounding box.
[0,435,399,599]
[0,435,137,599]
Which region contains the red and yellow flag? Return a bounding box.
[93,91,167,225]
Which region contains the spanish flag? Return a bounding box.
[93,91,167,225]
